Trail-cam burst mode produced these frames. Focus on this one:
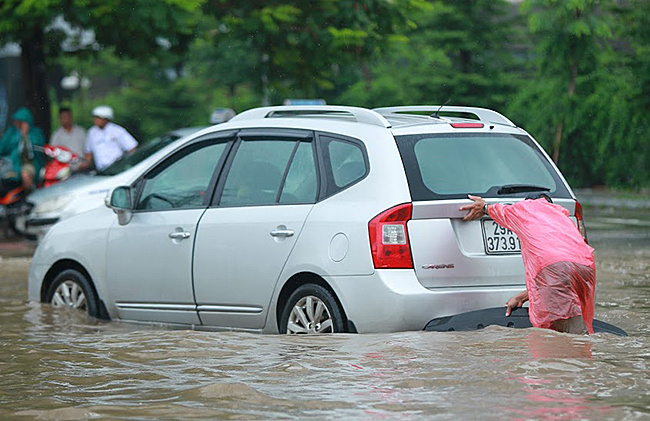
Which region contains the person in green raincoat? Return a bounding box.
[0,107,45,191]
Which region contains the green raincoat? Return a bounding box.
[0,107,45,183]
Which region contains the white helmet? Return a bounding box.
[92,105,113,120]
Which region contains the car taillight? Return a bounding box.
[575,200,588,243]
[368,203,413,269]
[450,122,484,128]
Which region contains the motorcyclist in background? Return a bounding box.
[0,107,45,192]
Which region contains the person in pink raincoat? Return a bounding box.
[460,193,596,334]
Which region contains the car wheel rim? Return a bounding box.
[287,295,333,334]
[51,280,86,310]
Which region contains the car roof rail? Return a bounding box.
[373,105,516,127]
[229,105,392,128]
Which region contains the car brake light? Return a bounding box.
[575,201,588,243]
[368,203,413,269]
[451,122,484,128]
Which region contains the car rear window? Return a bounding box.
[394,133,571,200]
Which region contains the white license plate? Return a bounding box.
[481,219,521,254]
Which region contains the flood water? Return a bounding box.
[1,207,649,420]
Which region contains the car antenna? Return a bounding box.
[432,99,451,119]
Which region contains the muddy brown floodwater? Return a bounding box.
[1,206,649,420]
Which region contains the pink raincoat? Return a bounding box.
[488,199,596,333]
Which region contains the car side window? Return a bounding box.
[279,141,318,204]
[319,135,368,197]
[219,139,297,206]
[136,142,227,211]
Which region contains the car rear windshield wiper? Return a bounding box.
[496,184,551,195]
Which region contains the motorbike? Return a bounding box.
[0,158,26,237]
[37,144,80,188]
[0,145,80,237]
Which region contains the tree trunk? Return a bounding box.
[361,64,372,91]
[228,84,236,109]
[20,25,51,140]
[552,122,563,164]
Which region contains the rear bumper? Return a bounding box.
[326,269,525,333]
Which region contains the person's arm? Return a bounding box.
[77,133,94,171]
[76,152,93,171]
[485,202,518,230]
[20,121,30,139]
[30,127,46,176]
[459,195,512,221]
[459,195,488,221]
[79,128,87,155]
[505,290,528,316]
[117,127,138,153]
[31,126,45,147]
[459,194,521,227]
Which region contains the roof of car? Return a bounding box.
[169,126,209,138]
[228,105,517,131]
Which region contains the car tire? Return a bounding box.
[279,284,346,334]
[45,269,101,318]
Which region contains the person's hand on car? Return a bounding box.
[460,194,486,221]
[505,291,529,316]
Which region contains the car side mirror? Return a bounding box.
[106,186,133,225]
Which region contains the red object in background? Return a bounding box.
[41,145,77,188]
[0,145,78,223]
[0,185,22,206]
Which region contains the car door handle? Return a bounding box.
[270,229,294,238]
[169,231,191,240]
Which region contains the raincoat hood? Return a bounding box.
[12,107,34,125]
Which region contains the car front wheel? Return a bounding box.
[280,284,346,334]
[46,269,100,318]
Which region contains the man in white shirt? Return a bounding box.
[49,107,87,157]
[80,105,138,171]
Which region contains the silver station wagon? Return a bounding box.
[28,105,587,334]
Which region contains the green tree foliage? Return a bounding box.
[203,0,426,102]
[183,15,261,109]
[57,48,214,142]
[338,0,520,108]
[0,0,205,137]
[509,0,649,188]
[516,0,612,165]
[613,0,650,186]
[2,0,648,188]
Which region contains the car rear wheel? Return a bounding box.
[46,269,100,318]
[280,284,346,334]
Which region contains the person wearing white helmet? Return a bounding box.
[79,105,138,171]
